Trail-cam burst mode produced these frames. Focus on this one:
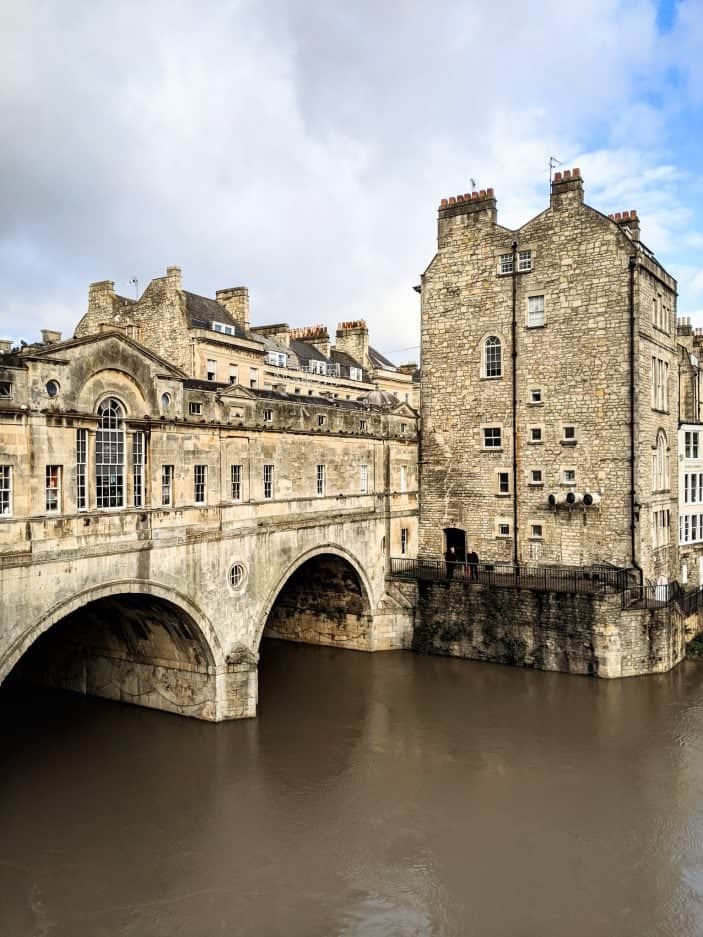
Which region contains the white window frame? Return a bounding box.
[349,366,363,381]
[263,464,274,500]
[530,388,542,404]
[213,321,235,336]
[530,523,543,539]
[530,469,543,485]
[518,250,533,272]
[360,463,368,494]
[189,401,202,416]
[497,470,510,495]
[76,429,87,511]
[45,465,61,513]
[0,465,12,516]
[231,464,242,501]
[316,464,326,496]
[161,465,174,507]
[685,431,699,459]
[527,294,545,328]
[562,468,576,485]
[194,464,207,505]
[483,336,502,378]
[483,426,502,449]
[529,426,543,444]
[497,520,511,538]
[498,253,513,275]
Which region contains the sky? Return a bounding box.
[1,0,702,362]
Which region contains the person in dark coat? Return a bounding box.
[467,549,479,580]
[445,545,458,578]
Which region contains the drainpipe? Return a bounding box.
[511,240,519,568]
[629,254,643,588]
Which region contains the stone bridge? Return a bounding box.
[0,505,416,720]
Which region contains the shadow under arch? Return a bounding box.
[256,545,375,653]
[1,581,225,721]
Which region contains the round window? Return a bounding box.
[161,392,171,408]
[228,563,246,591]
[46,380,60,397]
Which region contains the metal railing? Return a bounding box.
[389,557,632,595]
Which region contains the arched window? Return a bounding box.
[652,430,669,492]
[96,398,125,508]
[484,336,502,378]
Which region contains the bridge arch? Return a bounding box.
[0,579,232,721]
[256,545,376,652]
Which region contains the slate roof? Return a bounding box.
[184,292,255,340]
[369,346,397,370]
[289,338,327,362]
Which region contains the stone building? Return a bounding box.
[676,318,703,586]
[74,267,412,402]
[0,320,418,719]
[418,169,679,586]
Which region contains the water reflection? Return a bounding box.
[2,642,703,936]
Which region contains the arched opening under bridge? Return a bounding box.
[4,593,223,721]
[263,552,374,651]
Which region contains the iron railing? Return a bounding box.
[389,557,632,595]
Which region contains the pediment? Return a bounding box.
[29,330,188,379]
[219,383,257,401]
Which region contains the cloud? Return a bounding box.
[1,0,702,355]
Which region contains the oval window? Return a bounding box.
[161,392,171,408]
[228,563,246,591]
[46,380,60,397]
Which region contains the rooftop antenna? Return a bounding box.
[129,277,139,298]
[470,177,477,190]
[549,156,562,187]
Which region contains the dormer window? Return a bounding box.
[349,366,363,381]
[189,402,202,416]
[266,352,287,367]
[212,321,235,336]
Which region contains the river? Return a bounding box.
[2,640,703,936]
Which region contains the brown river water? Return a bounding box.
[2,640,703,937]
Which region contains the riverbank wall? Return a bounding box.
[410,579,692,678]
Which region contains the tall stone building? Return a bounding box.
[419,169,678,585]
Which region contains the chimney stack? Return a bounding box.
[550,167,584,208]
[290,325,331,358]
[0,339,12,354]
[216,287,250,331]
[41,329,62,345]
[437,186,497,248]
[335,320,370,370]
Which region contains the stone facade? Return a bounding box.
[0,328,419,719]
[419,170,679,584]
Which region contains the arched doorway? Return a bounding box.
[444,527,466,563]
[3,593,222,720]
[263,553,373,650]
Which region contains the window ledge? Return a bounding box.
[527,401,544,407]
[651,408,669,414]
[480,375,503,381]
[482,447,504,452]
[526,324,546,330]
[495,492,511,498]
[528,482,544,488]
[559,483,577,488]
[528,537,544,542]
[560,439,577,447]
[528,440,543,446]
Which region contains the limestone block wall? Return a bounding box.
[413,580,687,678]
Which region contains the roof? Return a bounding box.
[289,338,327,362]
[331,349,363,370]
[184,292,249,338]
[369,346,397,370]
[23,330,188,377]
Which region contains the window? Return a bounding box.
[498,471,510,494]
[96,398,124,509]
[317,414,326,427]
[530,427,543,443]
[653,293,669,332]
[189,402,202,416]
[400,465,407,493]
[229,365,238,385]
[360,464,368,494]
[0,381,12,398]
[316,464,326,496]
[228,563,246,589]
[161,392,171,409]
[350,366,363,381]
[213,321,235,335]
[680,513,703,544]
[45,465,61,513]
[653,431,669,492]
[46,380,60,397]
[231,464,242,501]
[250,368,258,389]
[194,465,207,504]
[483,427,502,448]
[518,250,533,272]
[530,389,542,404]
[76,429,87,511]
[266,352,287,367]
[400,423,407,434]
[484,336,502,378]
[161,465,174,506]
[133,432,145,508]
[401,527,409,555]
[530,523,543,539]
[499,253,513,274]
[651,357,669,411]
[684,473,703,504]
[497,521,511,537]
[563,469,576,485]
[263,464,274,499]
[530,469,543,485]
[685,431,700,459]
[263,408,273,423]
[0,466,12,515]
[562,426,576,444]
[207,359,216,381]
[359,419,367,432]
[653,508,671,548]
[527,295,545,328]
